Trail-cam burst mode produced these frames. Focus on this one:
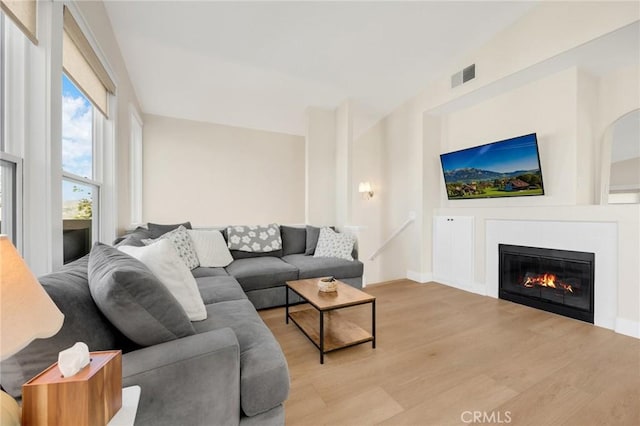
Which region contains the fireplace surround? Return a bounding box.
[499,244,595,323]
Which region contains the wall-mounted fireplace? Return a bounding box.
[499,244,595,323]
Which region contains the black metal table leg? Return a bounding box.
[320,311,324,364]
[372,300,376,349]
[285,286,289,324]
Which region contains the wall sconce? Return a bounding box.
[358,182,374,199]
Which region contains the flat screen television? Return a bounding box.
[439,133,545,200]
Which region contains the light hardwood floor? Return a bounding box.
[259,280,640,426]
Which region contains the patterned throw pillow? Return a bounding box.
[143,225,199,270]
[227,224,282,252]
[313,227,356,261]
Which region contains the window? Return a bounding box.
[1,12,4,152]
[60,6,116,264]
[1,2,117,271]
[0,11,23,247]
[61,74,100,263]
[0,154,20,242]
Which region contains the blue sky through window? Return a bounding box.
[62,74,93,202]
[62,74,93,179]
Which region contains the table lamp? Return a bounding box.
[0,235,65,426]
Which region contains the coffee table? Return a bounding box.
[285,278,376,364]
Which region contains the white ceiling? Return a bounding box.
[104,1,537,136]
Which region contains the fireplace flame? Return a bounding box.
[523,273,573,293]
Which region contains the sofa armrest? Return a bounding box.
[122,328,240,426]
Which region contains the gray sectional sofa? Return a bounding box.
[0,224,364,426]
[118,224,364,310]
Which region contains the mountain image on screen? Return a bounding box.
[439,133,545,200]
[443,168,540,183]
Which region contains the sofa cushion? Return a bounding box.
[196,276,247,304]
[281,225,306,256]
[225,257,298,292]
[147,221,192,238]
[119,241,207,321]
[89,243,196,346]
[230,249,283,260]
[192,266,229,278]
[282,254,364,279]
[0,257,128,398]
[193,300,289,416]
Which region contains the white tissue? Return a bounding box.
[58,342,90,378]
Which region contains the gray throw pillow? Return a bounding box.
[281,225,307,256]
[305,225,320,255]
[147,221,192,238]
[114,226,152,247]
[88,243,196,347]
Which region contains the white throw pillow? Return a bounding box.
[313,227,356,261]
[187,230,233,267]
[142,225,199,270]
[118,239,207,321]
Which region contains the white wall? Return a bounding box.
[347,2,640,333]
[335,100,353,228]
[351,121,383,284]
[441,68,579,207]
[433,62,640,335]
[305,107,336,225]
[415,1,640,113]
[369,100,424,283]
[143,114,305,226]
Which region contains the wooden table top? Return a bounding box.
[286,278,375,311]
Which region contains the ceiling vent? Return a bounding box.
[451,64,476,88]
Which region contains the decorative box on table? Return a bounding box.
[21,350,122,426]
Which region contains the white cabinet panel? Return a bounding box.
[433,216,474,291]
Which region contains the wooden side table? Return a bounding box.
[22,350,122,426]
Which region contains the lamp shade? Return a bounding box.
[0,235,64,360]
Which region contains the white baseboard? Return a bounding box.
[470,282,488,296]
[406,270,433,283]
[432,276,486,296]
[615,318,640,339]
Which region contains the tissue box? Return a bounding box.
[22,350,122,426]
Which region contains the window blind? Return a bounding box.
[62,6,115,117]
[0,0,37,44]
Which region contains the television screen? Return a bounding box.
[439,133,545,200]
